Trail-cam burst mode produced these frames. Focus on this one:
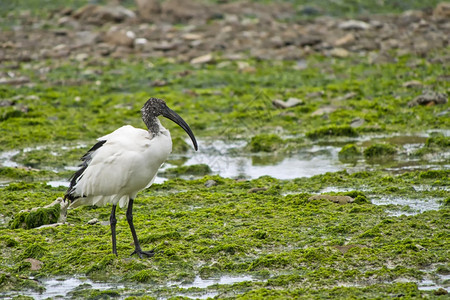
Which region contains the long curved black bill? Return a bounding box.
[162,107,198,151]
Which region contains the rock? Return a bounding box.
[0,100,15,107]
[297,35,322,47]
[182,33,203,40]
[329,47,349,58]
[161,0,211,23]
[408,91,448,107]
[24,258,43,271]
[402,80,422,88]
[87,218,99,225]
[72,4,136,25]
[433,2,450,19]
[104,28,135,48]
[335,92,357,101]
[306,91,324,99]
[311,105,338,116]
[204,179,217,187]
[272,97,303,109]
[434,288,448,296]
[308,195,354,204]
[0,76,30,85]
[75,31,99,47]
[135,0,161,21]
[248,187,268,193]
[350,117,364,128]
[9,198,67,229]
[334,33,355,47]
[338,20,370,30]
[153,40,179,51]
[190,53,213,64]
[74,53,89,62]
[399,10,424,25]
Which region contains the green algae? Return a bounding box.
[0,169,448,298]
[248,134,284,153]
[161,164,212,177]
[9,203,60,229]
[338,144,360,162]
[306,125,358,139]
[364,143,397,159]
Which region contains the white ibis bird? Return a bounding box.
[65,98,198,258]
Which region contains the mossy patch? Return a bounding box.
[306,125,358,139]
[338,144,360,161]
[248,134,284,152]
[161,164,212,177]
[9,203,60,229]
[364,143,397,159]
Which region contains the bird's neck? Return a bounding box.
[143,116,162,136]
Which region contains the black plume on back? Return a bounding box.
[64,140,107,201]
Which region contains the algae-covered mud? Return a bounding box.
[1,0,449,299]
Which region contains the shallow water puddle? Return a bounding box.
[1,277,123,300]
[178,274,255,289]
[1,275,259,300]
[370,195,443,216]
[184,140,345,179]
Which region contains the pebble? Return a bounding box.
[272,97,303,109]
[204,179,217,187]
[87,218,99,225]
[338,20,371,30]
[190,53,213,64]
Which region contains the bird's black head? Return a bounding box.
[141,98,198,151]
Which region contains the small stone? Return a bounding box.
[190,53,213,64]
[272,97,303,109]
[308,195,354,204]
[311,105,337,116]
[135,0,161,20]
[75,53,89,62]
[408,91,448,107]
[151,79,168,87]
[73,4,136,25]
[329,47,349,58]
[204,179,217,187]
[236,61,250,70]
[182,33,203,40]
[306,91,324,99]
[350,117,364,128]
[334,33,355,47]
[338,20,370,30]
[248,187,267,193]
[87,218,99,225]
[153,40,179,51]
[335,92,357,101]
[434,288,448,296]
[104,28,135,48]
[0,76,30,85]
[433,2,450,19]
[24,258,43,271]
[402,80,422,88]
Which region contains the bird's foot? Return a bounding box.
[131,248,155,259]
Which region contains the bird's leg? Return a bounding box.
[126,198,155,258]
[110,204,118,256]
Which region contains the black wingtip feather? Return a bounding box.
[64,140,107,202]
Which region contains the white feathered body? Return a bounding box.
[69,122,172,208]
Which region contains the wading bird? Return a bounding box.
[65,98,198,258]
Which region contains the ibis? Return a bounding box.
[65,98,198,258]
